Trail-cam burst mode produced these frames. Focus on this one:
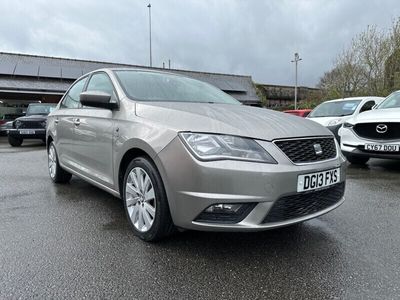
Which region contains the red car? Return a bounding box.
[283,109,312,117]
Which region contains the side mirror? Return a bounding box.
[80,91,118,109]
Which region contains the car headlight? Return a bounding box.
[179,132,277,163]
[343,122,354,128]
[328,119,342,126]
[14,120,21,128]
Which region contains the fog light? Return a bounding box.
[205,204,243,214]
[195,203,256,224]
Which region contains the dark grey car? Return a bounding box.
[46,68,346,241]
[8,103,56,146]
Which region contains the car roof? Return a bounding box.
[323,96,383,103]
[89,67,185,77]
[283,109,311,112]
[28,103,57,106]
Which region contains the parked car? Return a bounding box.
[47,68,346,241]
[0,121,14,135]
[283,109,312,117]
[307,97,384,141]
[8,103,56,146]
[0,113,24,135]
[339,91,400,164]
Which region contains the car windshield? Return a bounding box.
[377,91,400,109]
[114,70,241,104]
[26,104,56,116]
[308,100,362,117]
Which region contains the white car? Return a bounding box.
[339,91,400,164]
[307,97,384,140]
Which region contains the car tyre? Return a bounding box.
[8,135,22,147]
[123,156,175,242]
[346,155,369,165]
[48,142,72,183]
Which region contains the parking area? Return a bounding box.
[1,140,399,299]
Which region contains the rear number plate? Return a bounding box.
[365,143,399,152]
[297,168,340,192]
[19,129,35,134]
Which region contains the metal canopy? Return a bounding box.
[81,66,99,76]
[61,66,83,79]
[225,81,246,92]
[14,63,39,76]
[0,61,16,75]
[39,65,61,78]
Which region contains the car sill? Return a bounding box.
[60,163,121,198]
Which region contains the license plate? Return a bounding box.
[297,168,340,192]
[365,143,399,152]
[19,129,35,135]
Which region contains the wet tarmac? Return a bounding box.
[1,141,399,299]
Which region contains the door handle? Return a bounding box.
[54,118,59,125]
[73,118,80,126]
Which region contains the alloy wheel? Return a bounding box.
[48,145,57,179]
[125,167,156,232]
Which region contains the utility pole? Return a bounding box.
[291,53,302,110]
[147,3,152,67]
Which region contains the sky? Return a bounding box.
[1,0,400,87]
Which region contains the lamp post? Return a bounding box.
[147,3,152,67]
[291,53,302,110]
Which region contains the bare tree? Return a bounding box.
[318,45,366,98]
[385,18,400,91]
[355,25,391,95]
[319,20,399,98]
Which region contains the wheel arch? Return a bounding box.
[46,135,54,150]
[116,140,167,198]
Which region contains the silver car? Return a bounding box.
[47,68,346,241]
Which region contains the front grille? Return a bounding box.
[353,123,400,140]
[274,138,337,163]
[18,121,43,129]
[263,182,345,223]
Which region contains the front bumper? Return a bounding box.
[8,128,46,139]
[155,136,347,231]
[339,127,400,160]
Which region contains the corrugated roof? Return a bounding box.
[0,52,259,104]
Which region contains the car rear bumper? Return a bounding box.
[155,136,347,231]
[8,128,46,139]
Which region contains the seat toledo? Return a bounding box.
[47,69,346,241]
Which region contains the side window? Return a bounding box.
[86,73,116,99]
[359,100,375,113]
[61,77,87,109]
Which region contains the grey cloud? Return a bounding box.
[0,0,400,87]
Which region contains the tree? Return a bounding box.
[319,19,400,98]
[385,18,400,91]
